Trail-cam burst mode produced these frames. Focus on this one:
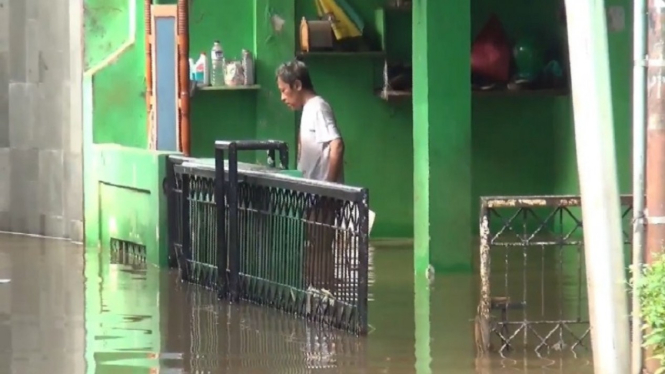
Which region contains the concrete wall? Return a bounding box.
[0,0,84,241]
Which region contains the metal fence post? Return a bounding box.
[357,188,369,334]
[181,172,191,282]
[215,147,228,299]
[476,202,492,355]
[165,156,177,268]
[227,142,240,301]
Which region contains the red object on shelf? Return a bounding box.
[471,14,511,82]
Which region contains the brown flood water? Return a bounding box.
[0,234,594,373]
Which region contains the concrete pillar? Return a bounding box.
[412,0,472,274]
[2,0,83,241]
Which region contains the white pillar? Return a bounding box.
[563,0,631,372]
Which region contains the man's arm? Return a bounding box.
[314,103,344,182]
[326,138,344,182]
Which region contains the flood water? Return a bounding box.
[0,234,595,373]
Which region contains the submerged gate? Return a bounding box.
[476,195,633,356]
[165,140,370,335]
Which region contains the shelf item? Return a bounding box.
[299,18,335,53]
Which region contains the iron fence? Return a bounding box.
[165,155,194,269]
[476,195,633,357]
[167,140,370,335]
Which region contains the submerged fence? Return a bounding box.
[165,140,370,335]
[166,280,367,372]
[476,195,633,356]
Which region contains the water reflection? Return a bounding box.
[0,235,596,374]
[0,235,85,374]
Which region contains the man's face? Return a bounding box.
[277,77,303,110]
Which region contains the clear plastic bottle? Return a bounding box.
[211,41,225,87]
[193,52,208,85]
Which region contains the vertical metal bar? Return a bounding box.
[357,189,369,335]
[267,149,276,168]
[215,148,228,298]
[145,0,153,137]
[228,142,240,301]
[645,0,665,372]
[165,156,177,268]
[476,203,491,355]
[278,143,289,169]
[181,172,191,282]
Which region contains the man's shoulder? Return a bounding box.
[304,96,333,113]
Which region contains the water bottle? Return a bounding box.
[242,49,255,86]
[211,41,225,87]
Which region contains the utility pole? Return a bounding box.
[563,0,630,372]
[645,0,665,372]
[632,0,647,371]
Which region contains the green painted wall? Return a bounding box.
[86,144,174,267]
[85,0,148,148]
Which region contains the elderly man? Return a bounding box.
[276,60,344,292]
[276,60,345,182]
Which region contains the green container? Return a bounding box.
[513,37,545,82]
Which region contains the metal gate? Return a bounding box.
[166,140,370,335]
[476,195,633,356]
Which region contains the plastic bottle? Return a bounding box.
[211,41,225,87]
[242,49,255,86]
[193,52,209,85]
[188,58,196,81]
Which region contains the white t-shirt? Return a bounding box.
[297,96,344,183]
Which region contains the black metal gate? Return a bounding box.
[166,140,370,335]
[476,195,633,356]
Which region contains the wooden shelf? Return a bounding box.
[472,88,570,97]
[296,51,385,58]
[199,84,261,91]
[377,88,570,101]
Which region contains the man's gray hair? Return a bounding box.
[276,60,314,90]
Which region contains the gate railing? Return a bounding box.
[165,155,195,268]
[476,195,633,356]
[167,140,370,335]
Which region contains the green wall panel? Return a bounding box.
[85,0,148,148]
[85,144,177,268]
